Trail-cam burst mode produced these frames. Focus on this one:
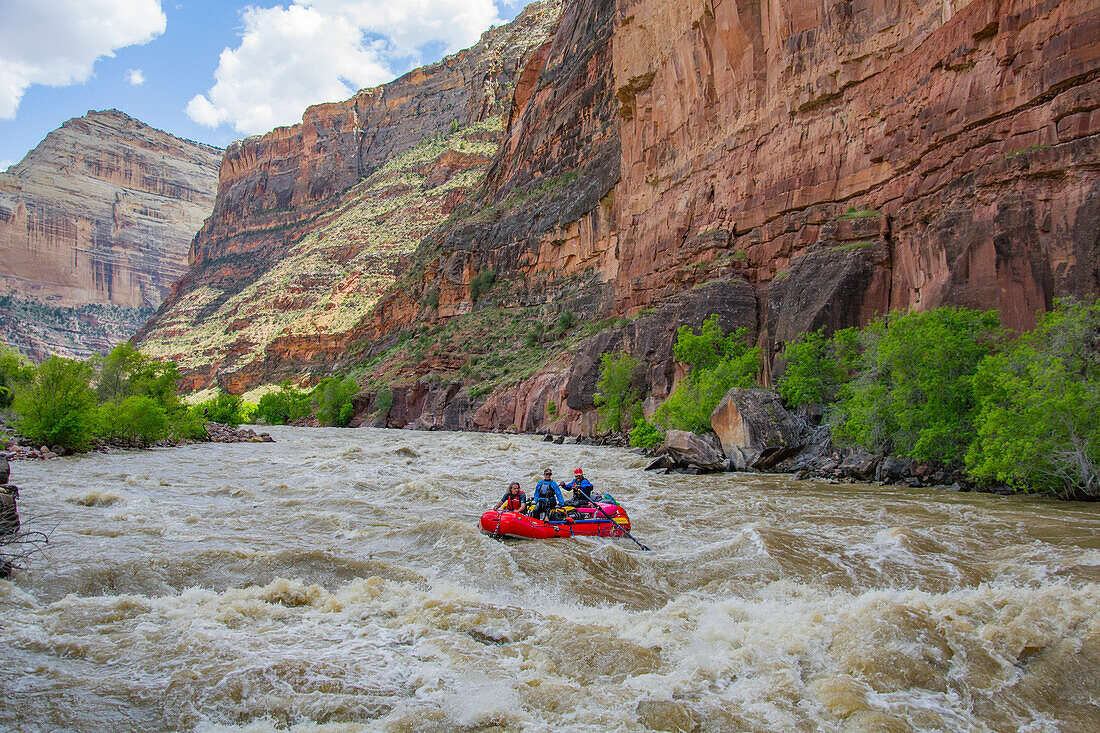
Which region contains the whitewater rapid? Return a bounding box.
[1,427,1098,732]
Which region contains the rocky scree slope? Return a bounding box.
[137,0,1098,436]
[0,110,222,359]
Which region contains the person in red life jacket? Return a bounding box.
[561,467,597,506]
[495,481,527,513]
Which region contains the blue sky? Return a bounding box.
[0,1,530,169]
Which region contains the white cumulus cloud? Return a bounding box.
[187,0,509,136]
[127,68,146,86]
[0,0,166,119]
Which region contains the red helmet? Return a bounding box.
[574,468,583,475]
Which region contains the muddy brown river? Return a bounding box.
[1,427,1098,732]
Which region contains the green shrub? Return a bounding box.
[546,399,557,417]
[199,391,245,426]
[654,316,759,433]
[469,269,496,303]
[830,307,1003,466]
[594,352,641,432]
[169,404,209,441]
[374,388,394,418]
[557,310,576,333]
[12,357,98,451]
[256,384,312,425]
[778,328,859,407]
[423,288,440,310]
[966,299,1100,496]
[312,376,358,427]
[629,419,665,449]
[0,345,30,410]
[526,323,544,347]
[98,396,169,446]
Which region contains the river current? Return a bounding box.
[1,427,1098,732]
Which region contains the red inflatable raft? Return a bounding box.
[479,503,631,540]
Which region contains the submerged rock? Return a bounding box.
[663,430,727,472]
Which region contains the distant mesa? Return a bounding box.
[0,109,223,360]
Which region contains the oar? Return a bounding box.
[589,493,650,551]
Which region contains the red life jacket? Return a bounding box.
[502,491,526,511]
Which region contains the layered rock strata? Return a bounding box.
[0,110,222,359]
[135,0,1098,437]
[359,0,1099,432]
[134,0,565,389]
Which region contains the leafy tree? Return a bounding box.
[594,352,641,432]
[312,377,358,427]
[830,307,1003,466]
[629,419,665,449]
[199,391,245,426]
[654,316,759,433]
[12,357,98,451]
[778,328,859,407]
[97,396,169,446]
[556,310,576,334]
[966,299,1100,496]
[469,269,496,303]
[256,383,312,425]
[0,345,31,410]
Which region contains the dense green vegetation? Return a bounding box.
[593,352,641,432]
[653,316,759,433]
[779,300,1100,497]
[312,376,358,427]
[5,344,208,451]
[256,383,312,425]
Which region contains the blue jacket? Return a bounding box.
[532,479,564,505]
[561,477,597,503]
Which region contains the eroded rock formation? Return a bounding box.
[134,0,566,390]
[0,110,222,359]
[135,0,1099,435]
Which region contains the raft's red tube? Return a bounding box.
[479,503,630,539]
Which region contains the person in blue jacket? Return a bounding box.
[561,467,597,506]
[531,468,564,520]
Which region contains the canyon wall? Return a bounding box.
[0,110,222,359]
[134,0,566,391]
[134,0,1099,435]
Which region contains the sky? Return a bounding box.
[0,0,531,170]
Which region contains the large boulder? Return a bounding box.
[663,430,727,471]
[710,389,806,470]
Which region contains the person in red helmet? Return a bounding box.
[561,467,597,507]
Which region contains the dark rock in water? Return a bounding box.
[876,455,911,483]
[710,389,806,470]
[542,434,555,442]
[644,455,674,472]
[261,434,274,443]
[839,448,878,481]
[664,430,727,472]
[0,484,20,535]
[907,477,922,488]
[0,456,8,484]
[553,436,565,444]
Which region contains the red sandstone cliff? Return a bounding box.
[0,110,222,359]
[135,0,1099,435]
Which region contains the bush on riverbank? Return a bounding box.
[312,376,358,427]
[6,344,211,451]
[255,383,312,425]
[966,299,1100,495]
[778,300,1100,497]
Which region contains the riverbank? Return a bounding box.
[1,421,274,461]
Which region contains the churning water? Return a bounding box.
[1,427,1098,732]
